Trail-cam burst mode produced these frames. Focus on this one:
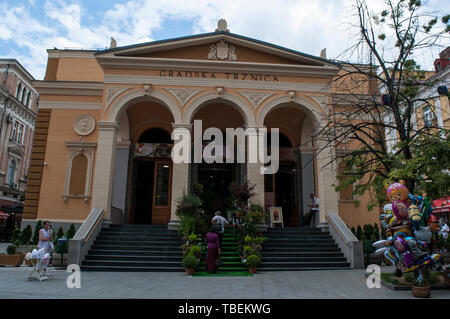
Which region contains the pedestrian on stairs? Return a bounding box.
[212,211,229,247]
[205,226,221,273]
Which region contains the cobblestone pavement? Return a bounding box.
[0,266,449,299]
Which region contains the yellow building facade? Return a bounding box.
[22,26,381,232]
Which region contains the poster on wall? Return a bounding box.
[135,143,172,158]
[269,207,283,228]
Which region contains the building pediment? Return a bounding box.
[8,142,25,158]
[95,32,337,70]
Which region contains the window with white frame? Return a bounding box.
[10,120,24,144]
[6,160,16,185]
[15,83,21,99]
[423,106,433,128]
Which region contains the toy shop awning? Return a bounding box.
[0,211,9,220]
[432,197,450,213]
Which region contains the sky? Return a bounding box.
[0,0,448,80]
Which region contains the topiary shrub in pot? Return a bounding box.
[182,255,199,275]
[246,254,261,274]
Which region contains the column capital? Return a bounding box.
[172,123,192,131]
[97,121,119,132]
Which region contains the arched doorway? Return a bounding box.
[264,106,307,227]
[126,102,174,224]
[190,100,247,217]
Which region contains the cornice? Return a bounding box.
[32,81,104,96]
[96,56,339,78]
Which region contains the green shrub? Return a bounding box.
[188,233,198,243]
[243,245,256,256]
[66,224,76,240]
[20,225,32,245]
[190,245,201,257]
[182,255,199,269]
[244,235,252,243]
[11,227,21,246]
[6,245,16,255]
[54,227,64,245]
[351,226,356,236]
[363,224,373,240]
[356,225,363,240]
[246,254,261,267]
[32,220,42,245]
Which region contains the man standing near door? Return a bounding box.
[304,193,319,227]
[212,211,229,247]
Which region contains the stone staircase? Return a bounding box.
[81,224,184,272]
[259,227,351,271]
[80,224,350,272]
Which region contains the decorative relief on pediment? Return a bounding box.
[165,88,204,106]
[207,40,237,61]
[240,92,274,109]
[106,86,131,109]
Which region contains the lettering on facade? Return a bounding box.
[159,70,279,82]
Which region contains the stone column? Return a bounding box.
[168,124,191,230]
[300,146,315,221]
[91,121,119,220]
[246,128,264,207]
[316,140,339,225]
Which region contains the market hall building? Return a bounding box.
[22,22,379,237]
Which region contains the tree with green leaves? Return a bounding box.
[314,0,450,209]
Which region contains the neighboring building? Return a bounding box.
[384,47,450,153]
[22,21,380,233]
[0,59,38,212]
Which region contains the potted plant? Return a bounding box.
[0,245,25,266]
[182,255,199,275]
[411,268,431,298]
[246,254,261,274]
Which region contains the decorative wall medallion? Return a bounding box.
[106,86,130,110]
[240,92,274,109]
[74,115,96,136]
[207,40,237,61]
[165,88,204,106]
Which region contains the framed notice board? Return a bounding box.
[269,207,283,228]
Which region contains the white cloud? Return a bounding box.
[0,0,448,79]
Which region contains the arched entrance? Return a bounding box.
[190,100,247,217]
[263,106,307,226]
[115,100,175,225]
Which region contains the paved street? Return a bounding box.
[0,266,449,299]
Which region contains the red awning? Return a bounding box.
[0,211,9,220]
[432,197,450,213]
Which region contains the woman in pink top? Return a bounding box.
[205,226,221,273]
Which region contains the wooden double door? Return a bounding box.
[131,158,172,224]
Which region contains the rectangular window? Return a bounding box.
[17,124,24,144]
[155,163,170,206]
[423,107,432,128]
[11,122,18,141]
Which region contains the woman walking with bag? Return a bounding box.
[205,226,221,273]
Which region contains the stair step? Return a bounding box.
[85,255,183,261]
[260,261,350,267]
[80,265,184,272]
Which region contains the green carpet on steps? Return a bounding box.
[194,228,251,276]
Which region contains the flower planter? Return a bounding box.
[411,286,431,298]
[249,266,257,274]
[0,254,25,266]
[185,267,195,275]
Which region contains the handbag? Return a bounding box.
[216,254,223,267]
